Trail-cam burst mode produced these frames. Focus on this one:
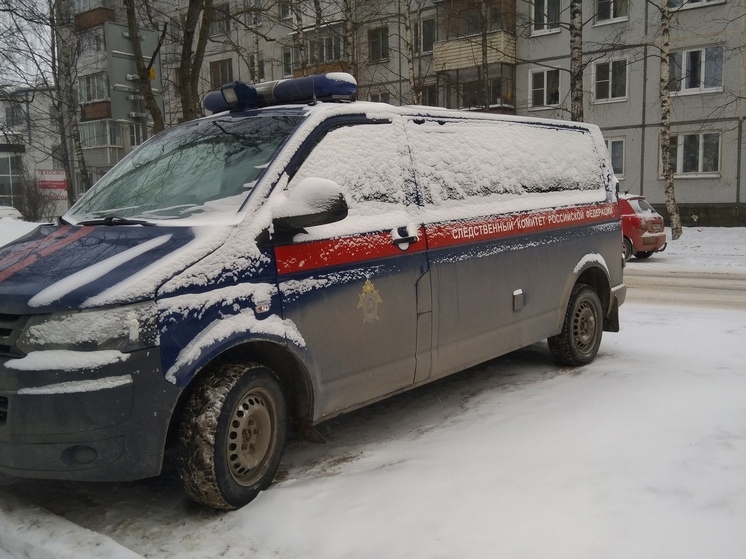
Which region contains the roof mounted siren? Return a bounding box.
[204,72,357,113]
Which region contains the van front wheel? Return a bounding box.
[177,363,286,510]
[548,284,603,366]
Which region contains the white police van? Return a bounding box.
[0,73,625,509]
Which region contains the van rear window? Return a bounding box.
[406,119,606,207]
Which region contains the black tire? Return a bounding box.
[635,251,653,259]
[548,284,604,366]
[622,237,633,262]
[177,363,286,510]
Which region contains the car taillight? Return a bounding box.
[634,216,646,229]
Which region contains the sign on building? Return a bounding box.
[35,169,68,200]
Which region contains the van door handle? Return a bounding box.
[392,234,418,246]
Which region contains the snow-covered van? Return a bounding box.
[0,73,625,509]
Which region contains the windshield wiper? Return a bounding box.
[75,216,156,226]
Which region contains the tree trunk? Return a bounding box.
[123,0,165,133]
[569,0,583,121]
[658,0,682,239]
[179,0,212,122]
[313,0,322,72]
[481,0,489,111]
[48,0,77,205]
[404,0,418,104]
[52,0,91,197]
[342,0,357,79]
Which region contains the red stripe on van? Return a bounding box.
[426,203,620,249]
[0,226,73,270]
[0,227,94,283]
[275,227,427,275]
[274,203,619,275]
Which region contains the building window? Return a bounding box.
[323,35,342,61]
[282,47,293,76]
[309,35,342,63]
[52,144,65,170]
[461,81,482,108]
[130,123,145,147]
[669,46,722,93]
[81,28,105,52]
[460,73,514,109]
[444,2,507,39]
[249,53,265,82]
[370,91,391,103]
[0,153,24,207]
[78,73,108,103]
[594,60,627,101]
[79,120,122,148]
[533,0,560,33]
[596,0,628,21]
[279,1,292,20]
[209,3,231,35]
[415,18,435,53]
[248,0,263,25]
[530,69,560,107]
[668,0,721,8]
[368,27,389,62]
[209,58,234,88]
[668,133,720,175]
[605,138,625,177]
[5,104,25,128]
[417,85,437,106]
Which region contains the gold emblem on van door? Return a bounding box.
[357,279,382,323]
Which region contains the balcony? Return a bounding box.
[74,0,116,31]
[433,31,515,72]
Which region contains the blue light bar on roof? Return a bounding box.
[203,72,357,113]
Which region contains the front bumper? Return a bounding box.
[0,347,181,481]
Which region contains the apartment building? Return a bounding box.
[515,0,746,224]
[2,0,743,223]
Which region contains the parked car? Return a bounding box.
[0,206,22,220]
[620,194,667,261]
[0,73,626,510]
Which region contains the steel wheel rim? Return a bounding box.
[573,299,598,354]
[226,387,275,486]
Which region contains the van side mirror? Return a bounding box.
[272,177,348,238]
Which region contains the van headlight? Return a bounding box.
[17,302,159,354]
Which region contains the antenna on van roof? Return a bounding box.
[309,75,318,106]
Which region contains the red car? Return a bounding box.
[620,194,667,261]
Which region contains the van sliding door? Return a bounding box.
[405,117,609,379]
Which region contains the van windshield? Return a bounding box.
[67,114,304,223]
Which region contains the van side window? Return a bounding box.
[405,119,605,206]
[289,122,414,206]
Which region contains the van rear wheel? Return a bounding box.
[548,284,603,366]
[177,363,286,510]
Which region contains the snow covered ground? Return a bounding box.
[1,221,746,558]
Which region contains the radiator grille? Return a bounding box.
[0,313,28,357]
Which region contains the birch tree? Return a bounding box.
[655,0,682,239]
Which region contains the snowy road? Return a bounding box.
[1,226,746,558]
[624,268,746,309]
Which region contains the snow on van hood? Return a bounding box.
[0,223,228,314]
